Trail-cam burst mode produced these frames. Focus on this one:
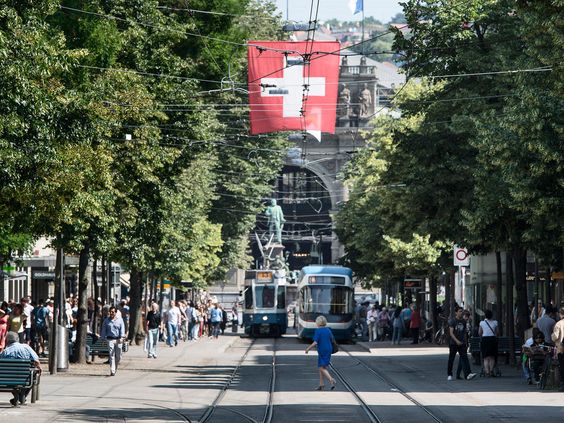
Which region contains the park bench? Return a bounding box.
[469,336,522,364]
[0,358,40,404]
[86,334,110,362]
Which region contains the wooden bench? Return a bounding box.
[86,334,110,362]
[0,358,40,404]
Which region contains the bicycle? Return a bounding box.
[434,315,448,345]
[537,346,557,390]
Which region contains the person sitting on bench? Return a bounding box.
[0,331,42,406]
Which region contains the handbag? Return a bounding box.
[331,334,339,354]
[122,341,129,353]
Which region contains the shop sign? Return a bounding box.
[33,271,55,280]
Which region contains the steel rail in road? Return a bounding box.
[198,337,277,423]
[340,346,444,423]
[262,337,277,423]
[197,338,257,423]
[329,362,383,423]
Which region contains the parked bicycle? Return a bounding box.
[434,315,448,345]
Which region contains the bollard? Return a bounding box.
[56,324,69,372]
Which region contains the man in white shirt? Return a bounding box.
[165,300,181,347]
[367,305,378,342]
[21,297,34,344]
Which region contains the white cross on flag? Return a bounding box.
[247,41,340,135]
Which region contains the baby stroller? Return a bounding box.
[478,337,501,377]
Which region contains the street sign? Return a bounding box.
[403,279,423,289]
[454,245,470,266]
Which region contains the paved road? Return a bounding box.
[1,332,562,422]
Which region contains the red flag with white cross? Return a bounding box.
[247,41,340,135]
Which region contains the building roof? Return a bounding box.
[341,49,405,89]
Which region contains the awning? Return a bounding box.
[0,270,28,281]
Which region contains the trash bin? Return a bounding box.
[56,324,69,372]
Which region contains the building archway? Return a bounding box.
[253,164,339,270]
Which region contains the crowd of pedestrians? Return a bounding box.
[0,297,54,355]
[355,301,424,345]
[156,296,232,349]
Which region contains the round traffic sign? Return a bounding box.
[456,249,469,261]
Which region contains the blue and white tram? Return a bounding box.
[296,265,354,341]
[242,269,288,337]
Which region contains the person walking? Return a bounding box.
[409,304,421,344]
[145,302,161,359]
[165,300,181,347]
[367,304,378,342]
[0,303,9,352]
[391,307,403,345]
[100,306,125,376]
[478,309,499,377]
[305,315,336,391]
[550,306,564,392]
[210,303,223,339]
[447,307,476,381]
[358,301,369,341]
[0,332,42,406]
[8,303,26,343]
[400,303,412,341]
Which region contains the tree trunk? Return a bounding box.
[506,251,515,364]
[513,246,529,343]
[495,251,503,335]
[73,243,91,364]
[127,268,144,343]
[101,257,107,305]
[443,272,451,319]
[430,274,438,343]
[449,269,456,317]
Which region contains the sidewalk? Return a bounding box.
[0,332,240,422]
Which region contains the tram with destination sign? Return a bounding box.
[296,265,354,341]
[242,269,288,337]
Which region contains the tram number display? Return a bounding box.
[256,271,273,283]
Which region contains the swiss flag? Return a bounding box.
[248,41,340,135]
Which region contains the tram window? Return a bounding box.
[277,286,286,310]
[255,285,275,308]
[244,287,253,309]
[302,286,352,314]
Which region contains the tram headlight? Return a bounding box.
[262,315,268,321]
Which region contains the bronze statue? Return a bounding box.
[265,199,285,244]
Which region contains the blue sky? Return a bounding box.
[274,0,404,23]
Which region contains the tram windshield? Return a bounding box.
[300,286,352,314]
[255,285,276,308]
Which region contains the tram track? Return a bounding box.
[199,337,277,423]
[329,362,382,423]
[338,345,445,423]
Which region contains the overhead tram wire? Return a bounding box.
[59,5,303,55]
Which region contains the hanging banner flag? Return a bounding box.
[348,0,363,15]
[247,41,340,135]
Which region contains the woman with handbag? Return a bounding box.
[478,309,499,377]
[305,315,337,391]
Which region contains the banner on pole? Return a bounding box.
[247,41,340,135]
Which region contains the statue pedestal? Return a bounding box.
[265,243,285,260]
